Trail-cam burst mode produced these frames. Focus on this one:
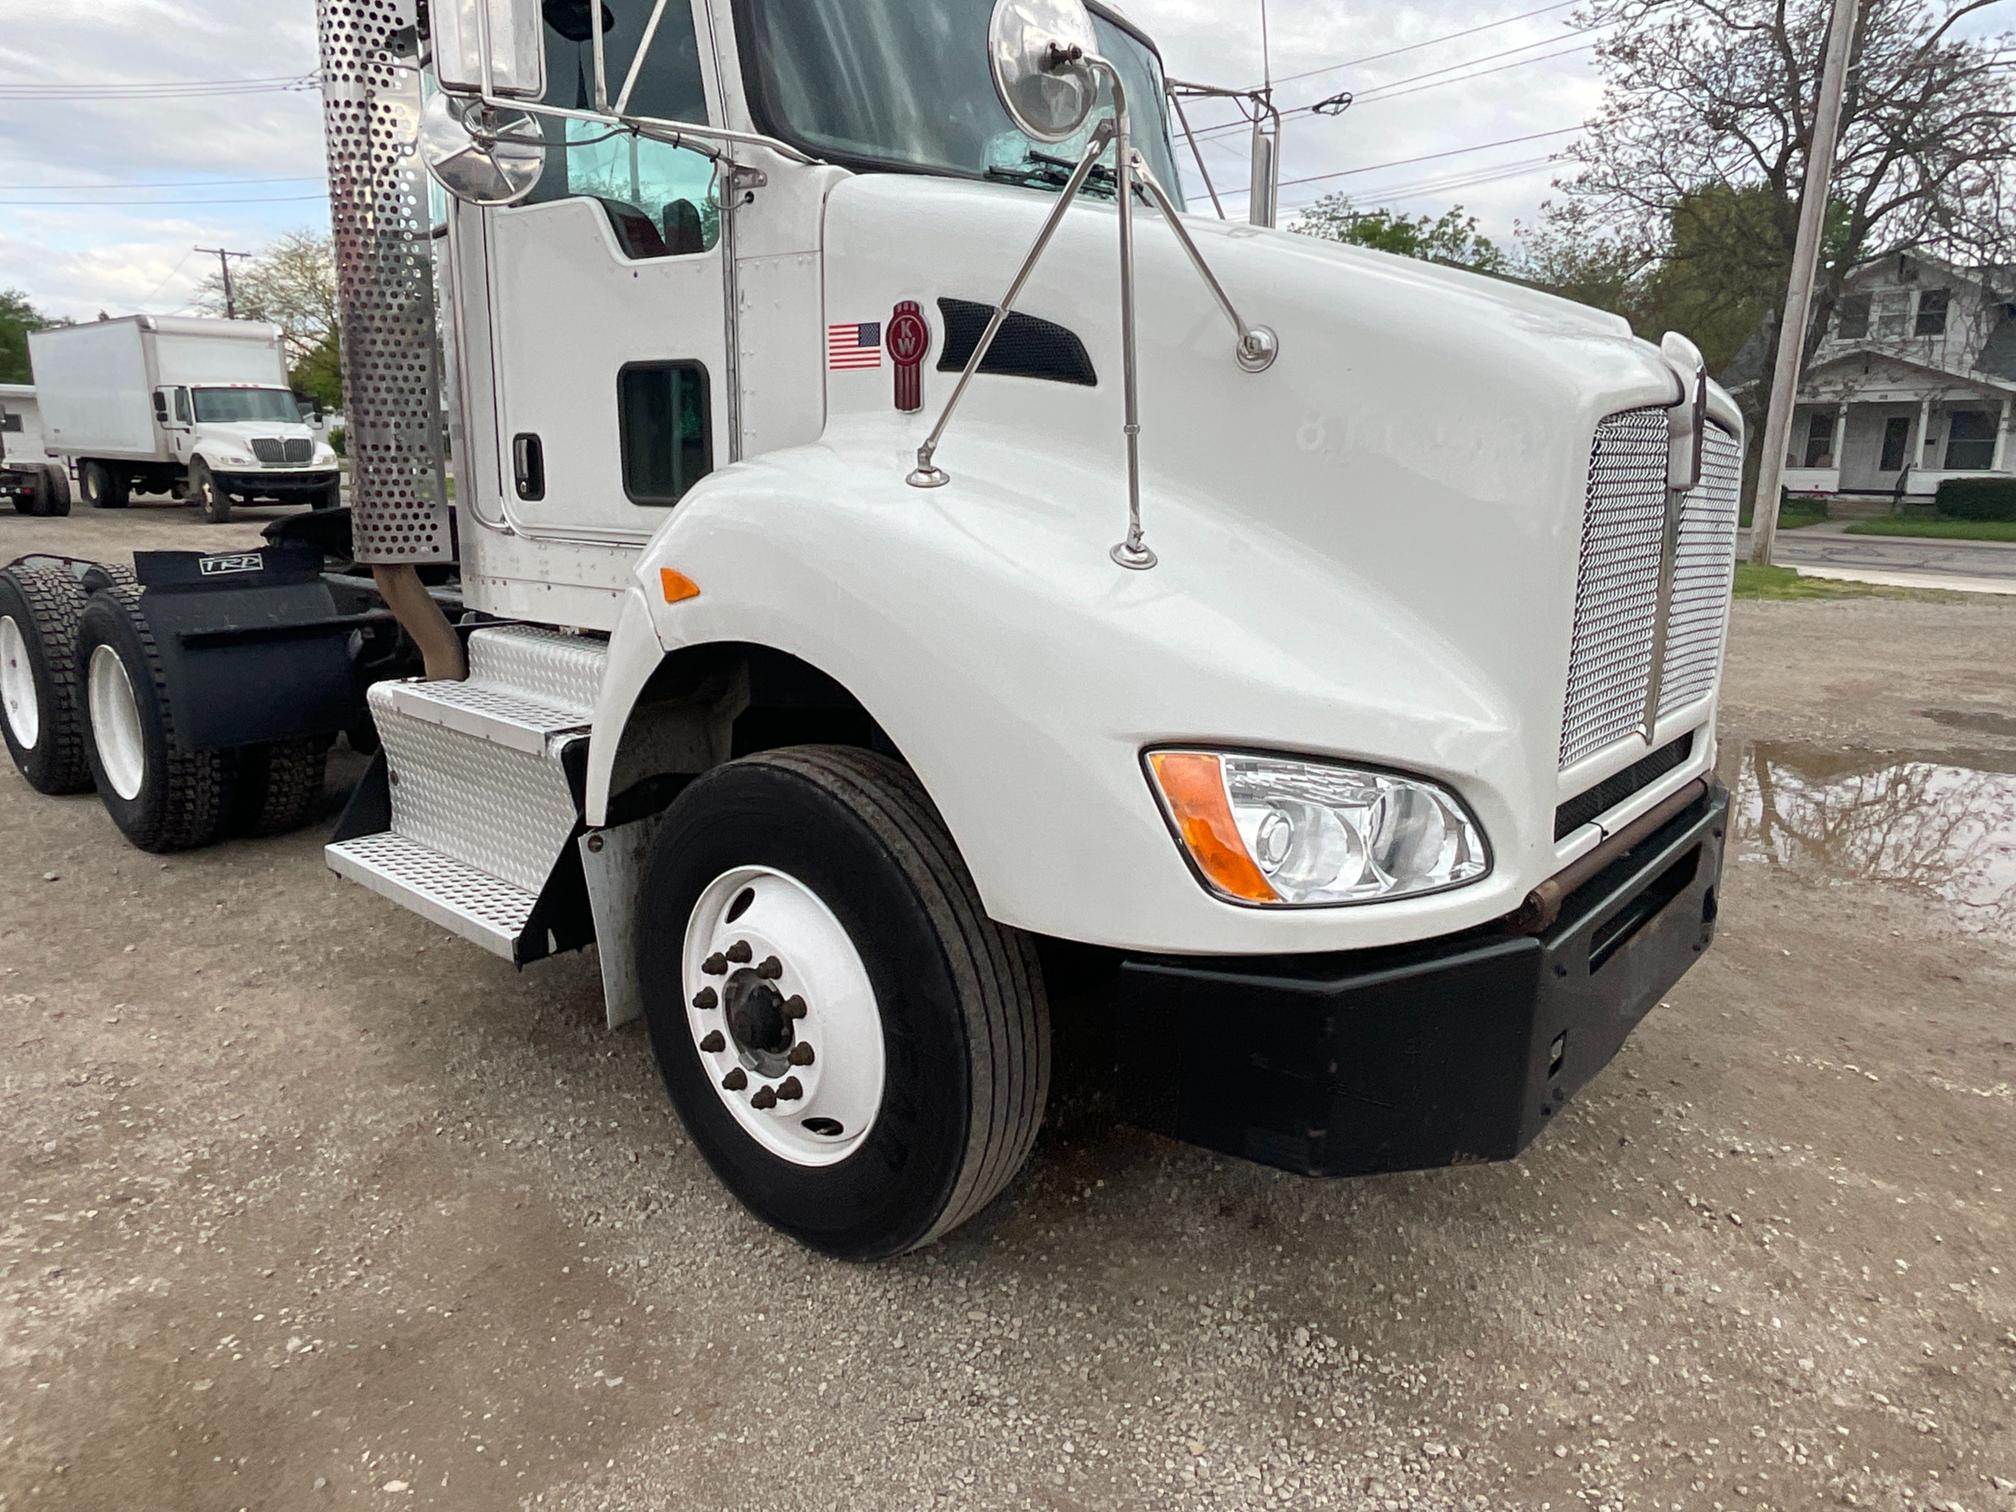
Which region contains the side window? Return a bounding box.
[619,363,711,505]
[174,389,192,424]
[523,0,720,260]
[1914,288,1950,337]
[0,412,21,435]
[1836,294,1871,340]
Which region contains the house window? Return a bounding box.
[1944,409,1997,471]
[1837,294,1871,340]
[1915,289,1950,337]
[618,362,712,505]
[1802,411,1835,468]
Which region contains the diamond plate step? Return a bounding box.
[465,625,606,718]
[327,832,539,960]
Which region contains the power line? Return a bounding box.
[0,175,325,192]
[135,250,200,310]
[1221,125,1584,199]
[1190,29,1603,142]
[1268,1,1581,90]
[0,191,330,206]
[0,75,317,103]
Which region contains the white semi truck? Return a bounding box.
[0,0,1740,1260]
[28,316,340,523]
[0,383,69,517]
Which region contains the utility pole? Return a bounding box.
[1749,0,1860,567]
[194,246,252,320]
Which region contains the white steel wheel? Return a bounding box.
[683,865,887,1167]
[639,746,1051,1261]
[88,643,146,801]
[0,614,39,750]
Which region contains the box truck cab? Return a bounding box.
[1,384,70,516]
[28,316,340,523]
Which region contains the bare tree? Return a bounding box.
[195,231,341,394]
[1554,0,2016,481]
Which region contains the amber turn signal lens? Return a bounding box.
[660,568,701,604]
[1147,752,1278,904]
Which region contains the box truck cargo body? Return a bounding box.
[28,316,339,523]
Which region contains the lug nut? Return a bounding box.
[702,953,728,977]
[726,940,753,964]
[698,1031,725,1053]
[692,987,719,1011]
[787,1042,815,1067]
[757,955,783,980]
[722,1068,748,1092]
[751,1085,778,1110]
[776,1077,804,1102]
[784,995,808,1020]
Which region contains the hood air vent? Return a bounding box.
[937,298,1098,388]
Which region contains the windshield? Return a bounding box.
[192,388,302,425]
[735,0,1183,202]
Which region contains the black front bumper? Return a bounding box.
[1113,780,1729,1177]
[218,470,338,499]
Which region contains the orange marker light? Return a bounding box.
[660,568,701,604]
[1147,752,1278,904]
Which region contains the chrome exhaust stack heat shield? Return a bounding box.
[316,0,454,566]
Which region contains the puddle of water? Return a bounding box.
[1736,742,2016,935]
[1921,707,2016,741]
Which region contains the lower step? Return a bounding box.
[327,831,539,960]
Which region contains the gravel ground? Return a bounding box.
[3,508,2014,1511]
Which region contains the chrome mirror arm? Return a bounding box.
[1130,157,1278,374]
[908,120,1117,491]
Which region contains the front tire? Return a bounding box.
[190,461,231,524]
[76,584,234,852]
[81,460,129,510]
[638,747,1050,1261]
[0,565,94,795]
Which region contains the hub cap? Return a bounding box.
[0,614,38,750]
[683,865,885,1167]
[87,645,146,801]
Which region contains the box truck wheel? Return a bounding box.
[232,738,328,837]
[81,461,130,510]
[189,461,231,525]
[34,465,72,517]
[0,565,95,795]
[638,746,1051,1261]
[76,584,234,853]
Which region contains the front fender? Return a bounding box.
[592,427,1540,957]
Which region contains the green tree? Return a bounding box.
[1293,197,1508,273]
[196,231,342,404]
[0,289,56,385]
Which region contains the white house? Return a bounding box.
[1733,254,2014,502]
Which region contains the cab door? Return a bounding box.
[484,0,729,542]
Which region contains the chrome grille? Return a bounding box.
[285,437,314,465]
[1561,410,1740,769]
[1659,425,1742,716]
[251,437,285,465]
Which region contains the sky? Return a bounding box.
[0,0,2001,323]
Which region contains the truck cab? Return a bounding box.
[4,0,1739,1262]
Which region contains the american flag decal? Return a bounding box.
[827,321,883,371]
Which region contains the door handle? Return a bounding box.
[513,433,545,501]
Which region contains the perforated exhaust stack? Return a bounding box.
[316,0,454,566]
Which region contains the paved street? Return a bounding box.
[1741,522,2016,587]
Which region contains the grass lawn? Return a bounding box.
[1739,499,1831,531]
[1731,563,1959,602]
[1843,516,2016,543]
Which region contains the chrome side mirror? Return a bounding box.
[430,0,547,99]
[419,92,546,206]
[988,0,1101,143]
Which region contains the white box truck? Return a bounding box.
[29,316,340,523]
[0,383,69,516]
[2,0,1741,1262]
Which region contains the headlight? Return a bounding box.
[1146,750,1490,907]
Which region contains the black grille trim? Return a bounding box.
[936,298,1098,387]
[1554,733,1694,841]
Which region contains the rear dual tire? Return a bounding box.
[0,565,94,795]
[639,746,1050,1262]
[81,461,130,510]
